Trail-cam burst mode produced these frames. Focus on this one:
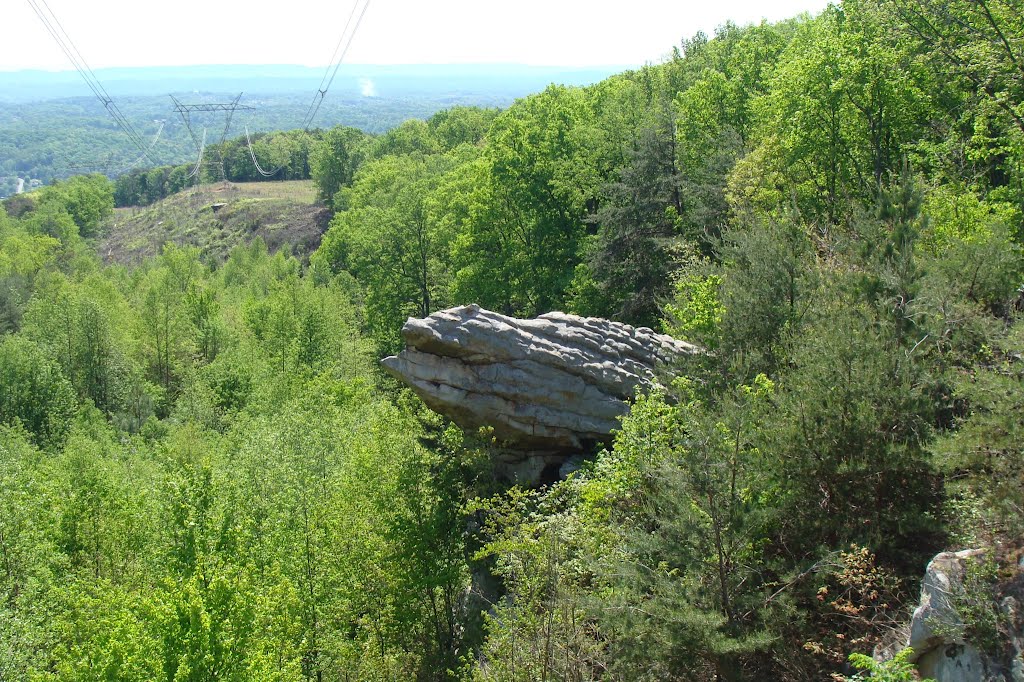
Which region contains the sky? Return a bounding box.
[4,0,830,72]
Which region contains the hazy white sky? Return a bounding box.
[5,0,829,72]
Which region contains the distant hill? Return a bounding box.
[0,63,627,103]
[0,63,628,191]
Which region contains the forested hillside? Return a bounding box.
[2,1,1023,680]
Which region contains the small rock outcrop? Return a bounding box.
[896,548,1024,682]
[907,549,989,682]
[382,305,697,481]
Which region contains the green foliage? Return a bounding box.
[2,7,1024,681]
[472,376,780,681]
[923,555,1006,656]
[135,246,204,404]
[717,217,816,376]
[921,184,1020,251]
[0,214,481,680]
[471,488,609,682]
[848,169,931,344]
[845,647,932,681]
[309,125,368,206]
[924,221,1023,323]
[448,85,602,315]
[42,580,162,681]
[753,3,930,223]
[313,152,459,351]
[0,334,77,447]
[670,21,791,242]
[114,163,195,207]
[595,377,777,680]
[664,271,724,350]
[38,174,114,237]
[767,302,942,566]
[0,426,62,678]
[22,275,138,415]
[155,570,278,682]
[576,104,685,327]
[20,202,81,245]
[931,319,1024,534]
[113,130,322,208]
[367,118,440,160]
[240,268,372,381]
[884,0,1024,140]
[0,220,59,332]
[427,106,499,151]
[54,420,154,580]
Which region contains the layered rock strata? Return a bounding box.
[381,304,697,481]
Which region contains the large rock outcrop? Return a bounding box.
[382,304,697,481]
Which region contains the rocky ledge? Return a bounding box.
[382,304,698,482]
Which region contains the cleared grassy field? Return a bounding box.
[210,180,318,205]
[102,180,329,266]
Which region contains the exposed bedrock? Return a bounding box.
[381,304,698,482]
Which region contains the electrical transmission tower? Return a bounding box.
[172,93,253,183]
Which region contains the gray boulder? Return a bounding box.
[907,549,993,681]
[381,305,697,481]
[909,550,985,652]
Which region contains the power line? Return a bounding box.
[56,121,165,175]
[171,96,205,153]
[300,0,372,131]
[60,152,116,174]
[114,121,166,173]
[298,0,360,130]
[29,0,371,180]
[25,0,157,164]
[213,93,244,182]
[187,128,207,179]
[244,124,282,177]
[217,94,244,148]
[239,0,371,179]
[36,0,120,111]
[25,2,101,101]
[27,0,148,154]
[237,0,371,179]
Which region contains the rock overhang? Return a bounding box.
[382,305,698,480]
